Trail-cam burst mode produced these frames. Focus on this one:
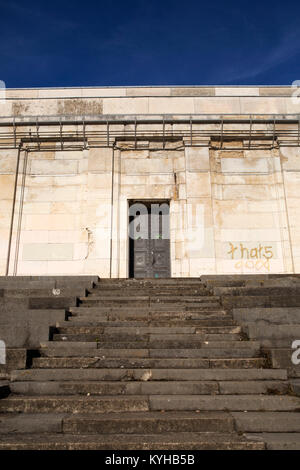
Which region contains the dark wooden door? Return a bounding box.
[129,201,170,278]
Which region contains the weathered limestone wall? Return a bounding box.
[280,147,300,273]
[0,86,300,276]
[6,147,114,276]
[0,150,17,274]
[210,144,292,274]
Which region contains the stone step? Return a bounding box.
[244,433,300,450]
[97,279,203,285]
[245,279,300,288]
[155,297,220,305]
[11,368,287,382]
[1,394,299,413]
[10,380,289,396]
[70,306,227,314]
[232,412,300,432]
[0,413,66,434]
[62,411,234,433]
[56,325,241,335]
[66,322,242,335]
[0,288,87,298]
[52,333,242,342]
[95,283,205,288]
[51,340,259,350]
[269,348,300,378]
[78,303,223,312]
[40,346,261,358]
[83,295,150,302]
[245,324,300,348]
[0,349,27,372]
[31,357,266,369]
[204,280,246,287]
[233,307,300,324]
[11,381,219,395]
[40,341,98,350]
[72,306,184,313]
[222,295,300,309]
[1,297,74,311]
[149,395,300,412]
[29,297,78,309]
[0,280,95,289]
[90,289,210,296]
[201,275,278,282]
[78,304,223,312]
[0,276,98,287]
[0,411,233,434]
[90,292,212,298]
[96,281,205,285]
[70,310,229,321]
[0,432,265,450]
[0,395,149,413]
[66,318,237,327]
[216,286,300,297]
[80,296,220,304]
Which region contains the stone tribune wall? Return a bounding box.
[0,86,299,276]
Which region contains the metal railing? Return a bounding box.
[0,114,299,150]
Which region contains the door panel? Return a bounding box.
[129,201,170,278]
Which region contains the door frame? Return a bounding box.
[128,199,171,278]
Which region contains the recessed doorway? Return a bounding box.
[128,200,171,278]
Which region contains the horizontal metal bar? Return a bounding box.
[0,113,299,127]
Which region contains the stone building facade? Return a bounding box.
[0,85,300,277]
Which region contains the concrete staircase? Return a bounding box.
[0,276,300,450]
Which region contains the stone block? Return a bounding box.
[57,98,103,115]
[285,97,300,113]
[239,97,287,114]
[186,147,210,171]
[88,148,113,172]
[121,157,173,174]
[0,175,14,200]
[22,243,73,261]
[221,157,272,173]
[148,97,194,114]
[81,88,126,97]
[103,98,148,114]
[259,87,293,96]
[215,87,259,96]
[55,150,86,160]
[222,184,274,200]
[218,212,277,230]
[12,99,58,116]
[0,151,17,174]
[24,214,76,231]
[186,172,211,198]
[46,260,84,275]
[233,307,300,324]
[194,97,240,114]
[30,160,78,175]
[126,87,171,96]
[171,87,215,96]
[0,348,27,374]
[87,173,112,189]
[280,147,300,171]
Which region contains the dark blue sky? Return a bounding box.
[1,0,299,88]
